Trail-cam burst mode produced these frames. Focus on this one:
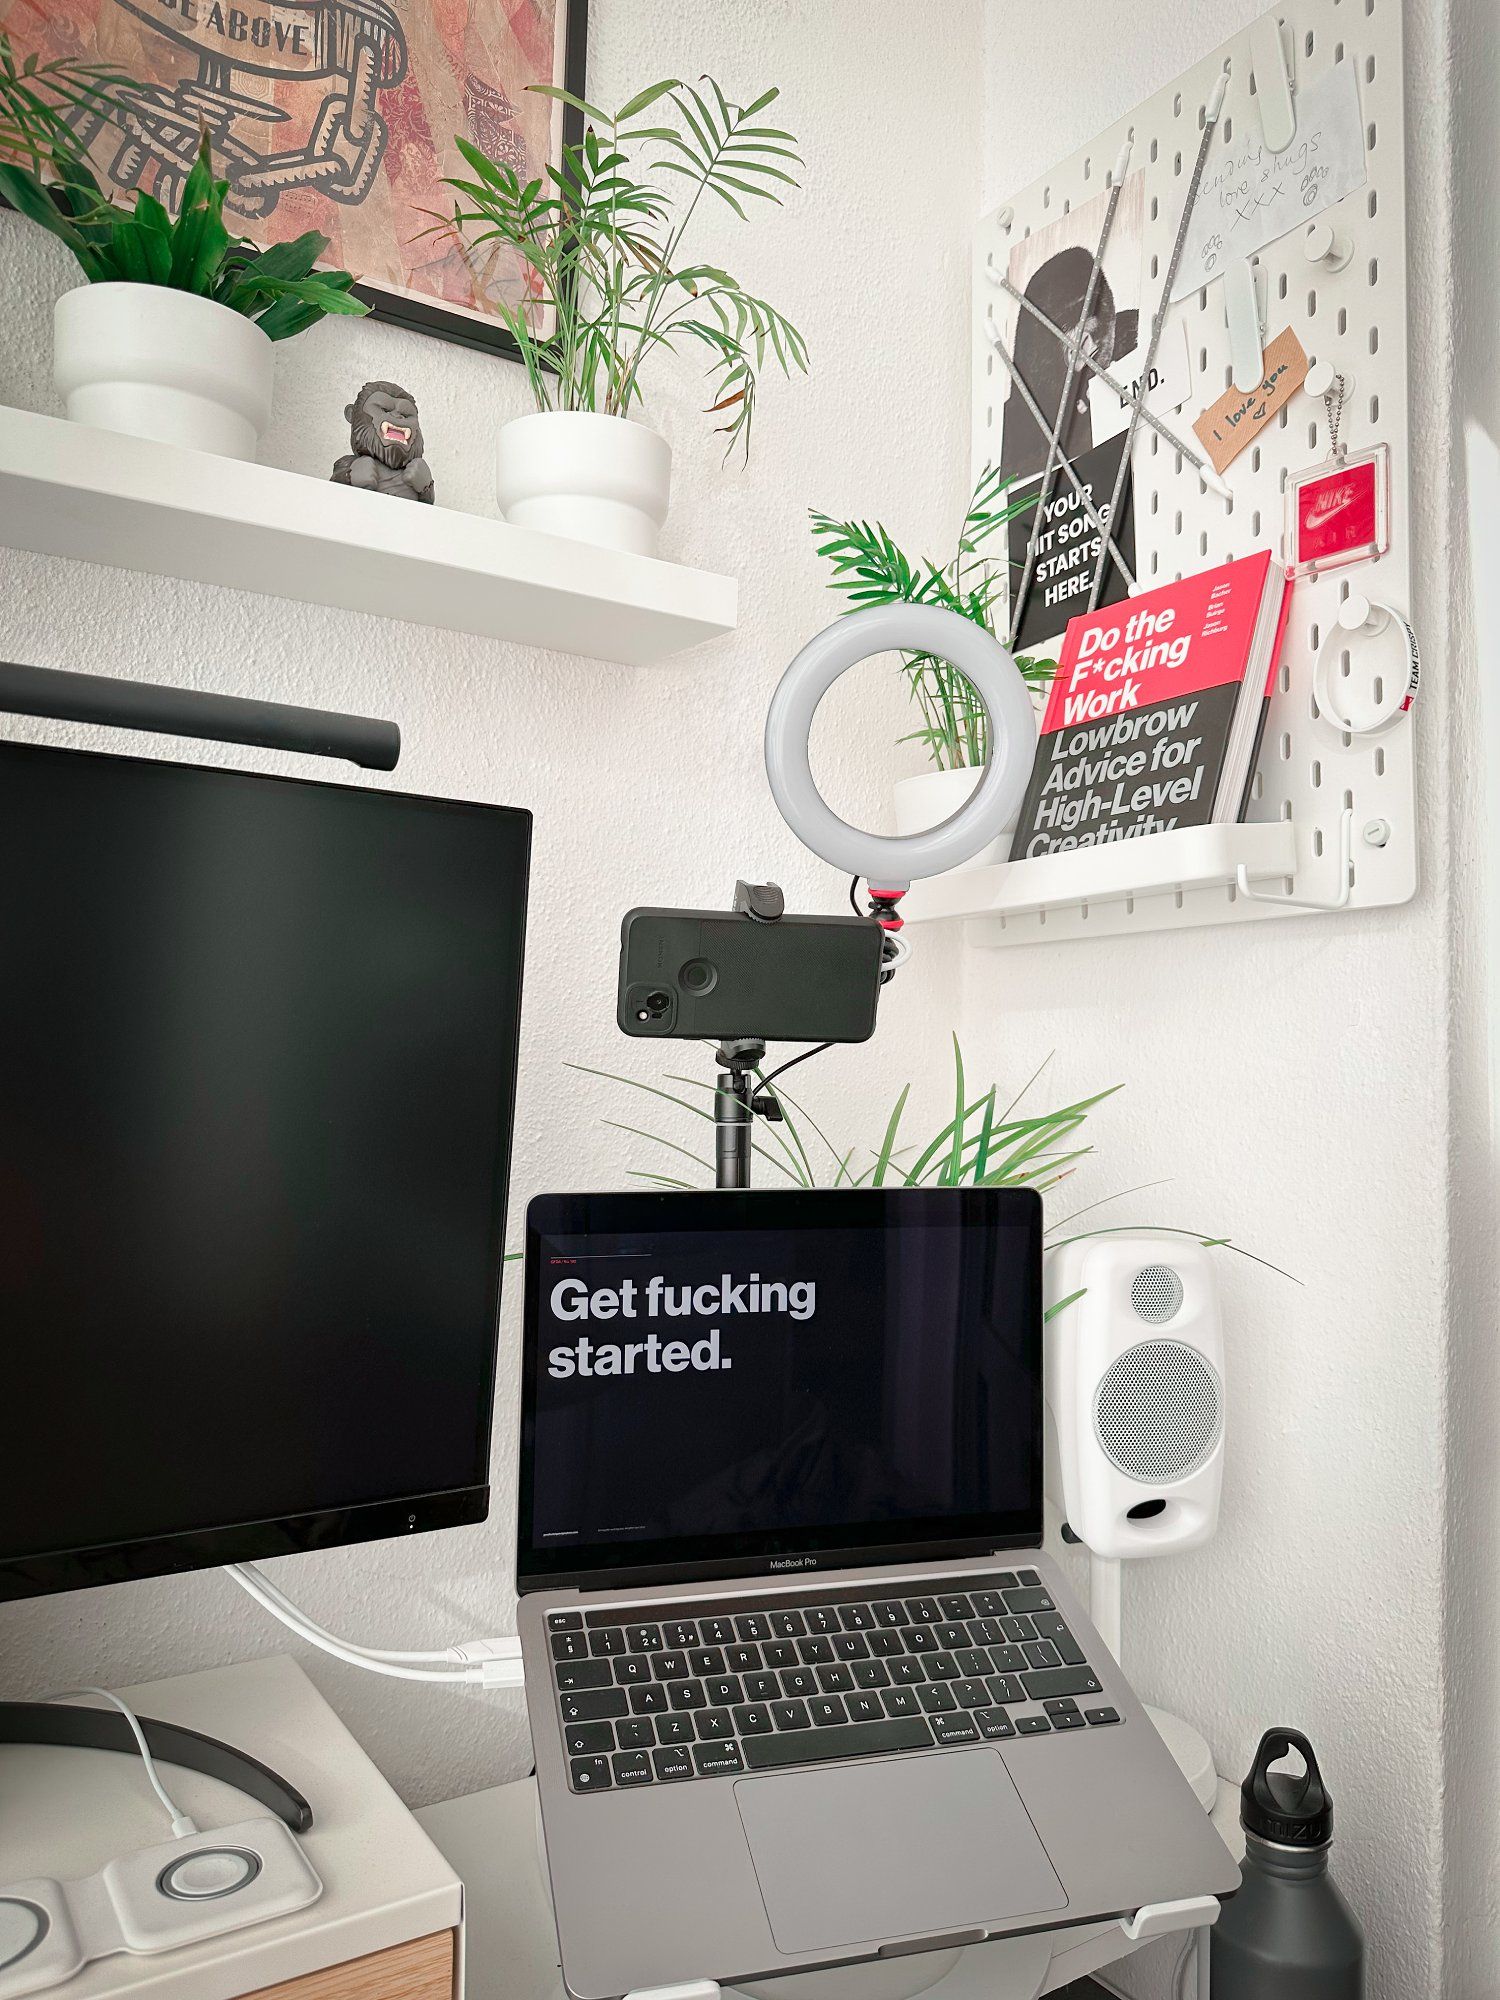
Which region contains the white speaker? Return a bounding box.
[1044,1235,1225,1561]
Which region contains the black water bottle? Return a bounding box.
[1210,1728,1364,1999]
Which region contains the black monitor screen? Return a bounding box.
[518,1188,1042,1587]
[0,740,529,1600]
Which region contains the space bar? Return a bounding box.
[742,1718,934,1769]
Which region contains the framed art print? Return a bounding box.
[0,0,588,357]
[1284,443,1392,580]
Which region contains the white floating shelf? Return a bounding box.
[903,820,1299,942]
[0,407,736,667]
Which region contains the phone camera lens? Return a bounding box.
[679,959,716,994]
[644,990,671,1015]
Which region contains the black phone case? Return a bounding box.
[618,908,883,1043]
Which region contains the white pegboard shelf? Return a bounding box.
[903,819,1298,933]
[0,405,737,667]
[966,0,1416,946]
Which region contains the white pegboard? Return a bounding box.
[966,0,1414,947]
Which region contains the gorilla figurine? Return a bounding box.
[331,381,434,503]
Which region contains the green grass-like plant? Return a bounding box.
[566,1036,1293,1304]
[812,466,1057,772]
[0,38,368,343]
[432,76,807,460]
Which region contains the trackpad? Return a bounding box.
[734,1750,1067,1954]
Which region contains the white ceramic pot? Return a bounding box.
[892,762,1015,874]
[496,409,671,555]
[53,283,274,461]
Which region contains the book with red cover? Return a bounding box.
[1008,551,1293,863]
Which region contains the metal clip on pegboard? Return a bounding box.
[907,0,1416,949]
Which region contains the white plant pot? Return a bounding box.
[496,410,671,556]
[53,283,274,461]
[893,763,1015,874]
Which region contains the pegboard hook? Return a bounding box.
[1235,807,1354,911]
[1249,14,1297,152]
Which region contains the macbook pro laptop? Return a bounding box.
[516,1188,1238,1999]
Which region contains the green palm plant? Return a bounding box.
[811,465,1057,771]
[567,1037,1292,1306]
[0,33,123,172]
[0,37,368,342]
[434,76,807,461]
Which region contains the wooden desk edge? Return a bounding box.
[241,1929,456,2000]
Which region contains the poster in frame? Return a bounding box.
[0,0,588,359]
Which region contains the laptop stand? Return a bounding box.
[618,1894,1222,2000]
[499,1708,1221,2000]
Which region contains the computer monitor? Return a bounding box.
[517,1187,1043,1592]
[0,739,530,1602]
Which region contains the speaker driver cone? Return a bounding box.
[1094,1339,1222,1482]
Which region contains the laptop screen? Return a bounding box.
[518,1189,1043,1587]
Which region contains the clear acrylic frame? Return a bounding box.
[1283,442,1392,579]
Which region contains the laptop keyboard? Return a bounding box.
[546,1572,1120,1794]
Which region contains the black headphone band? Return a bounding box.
[0,1703,313,1833]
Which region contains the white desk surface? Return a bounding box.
[416,1775,1244,2000]
[0,1655,463,2000]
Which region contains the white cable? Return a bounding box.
[1172,1926,1208,2000]
[231,1561,523,1671]
[242,1560,528,1672]
[1173,1933,1193,2000]
[234,1563,463,1663]
[224,1565,523,1688]
[49,1687,199,1838]
[226,1565,479,1682]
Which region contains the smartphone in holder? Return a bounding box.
[618,906,884,1043]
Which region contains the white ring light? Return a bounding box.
[764,604,1038,891]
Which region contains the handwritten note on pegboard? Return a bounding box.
[1192,327,1309,472]
[1170,60,1367,301]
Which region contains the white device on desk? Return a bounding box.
[0,1819,321,1999]
[0,1658,467,2000]
[1044,1235,1225,1812]
[0,1691,321,1999]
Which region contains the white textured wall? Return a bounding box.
[0,0,983,1808]
[1442,0,1500,1990]
[978,4,1465,1999]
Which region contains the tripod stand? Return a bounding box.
[712,1036,778,1190]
